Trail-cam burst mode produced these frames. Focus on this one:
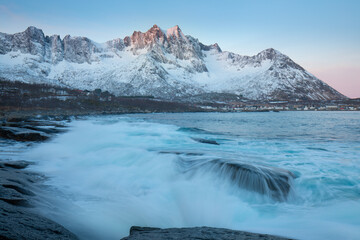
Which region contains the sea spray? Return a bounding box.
[22,112,360,240]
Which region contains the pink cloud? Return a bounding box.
[311,66,360,99]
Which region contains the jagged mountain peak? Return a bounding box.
[143,24,184,37]
[63,34,93,42]
[129,24,166,49]
[0,25,346,101]
[256,48,284,60]
[25,26,44,35]
[23,26,45,43]
[151,24,161,29]
[146,24,166,36]
[212,43,222,52]
[166,25,185,38]
[128,24,190,50]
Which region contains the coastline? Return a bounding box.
[121,226,293,240]
[0,160,79,240]
[1,80,359,124]
[1,107,359,123]
[0,114,297,240]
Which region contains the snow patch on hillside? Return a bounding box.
[0,25,346,100]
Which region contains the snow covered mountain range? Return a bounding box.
[0,25,346,101]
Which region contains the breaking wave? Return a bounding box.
[21,112,360,240]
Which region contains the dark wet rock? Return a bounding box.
[192,137,220,145]
[178,127,211,134]
[0,198,32,207]
[0,126,49,141]
[306,147,329,152]
[215,160,295,200]
[4,161,32,169]
[6,117,28,123]
[2,184,35,196]
[121,226,293,240]
[179,158,295,201]
[159,151,204,156]
[0,118,67,142]
[0,199,78,240]
[178,127,203,133]
[0,160,78,240]
[22,125,66,134]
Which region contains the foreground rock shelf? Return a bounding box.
[0,160,78,240]
[121,226,293,240]
[0,117,294,240]
[0,117,68,142]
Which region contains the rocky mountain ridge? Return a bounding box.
[0,25,346,101]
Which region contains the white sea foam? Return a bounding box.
[21,113,360,240]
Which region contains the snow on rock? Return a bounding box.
[0,25,346,101]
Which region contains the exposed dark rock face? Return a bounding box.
[127,24,208,74]
[0,25,346,101]
[62,35,101,64]
[4,161,32,169]
[178,158,295,201]
[0,160,78,240]
[0,26,46,56]
[213,160,295,201]
[0,127,49,141]
[0,26,101,64]
[121,226,293,240]
[0,118,67,142]
[191,137,220,145]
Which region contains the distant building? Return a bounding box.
[326,105,338,110]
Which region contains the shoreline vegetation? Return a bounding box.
[1,79,359,122]
[0,79,203,121]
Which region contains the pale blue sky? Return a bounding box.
[0,0,359,97]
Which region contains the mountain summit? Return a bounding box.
[0,25,346,101]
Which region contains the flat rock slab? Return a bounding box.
[0,160,78,240]
[0,117,68,142]
[121,226,293,240]
[0,126,50,141]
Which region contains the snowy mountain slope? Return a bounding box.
[0,25,346,100]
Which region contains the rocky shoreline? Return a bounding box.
[0,160,78,240]
[121,226,293,240]
[0,115,70,142]
[0,116,295,240]
[0,116,78,239]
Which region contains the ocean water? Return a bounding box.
[12,112,360,239]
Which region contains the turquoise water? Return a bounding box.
[22,112,360,239]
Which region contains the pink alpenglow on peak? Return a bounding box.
[166,25,186,39]
[0,25,347,101]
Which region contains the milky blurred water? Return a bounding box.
[16,112,360,239]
